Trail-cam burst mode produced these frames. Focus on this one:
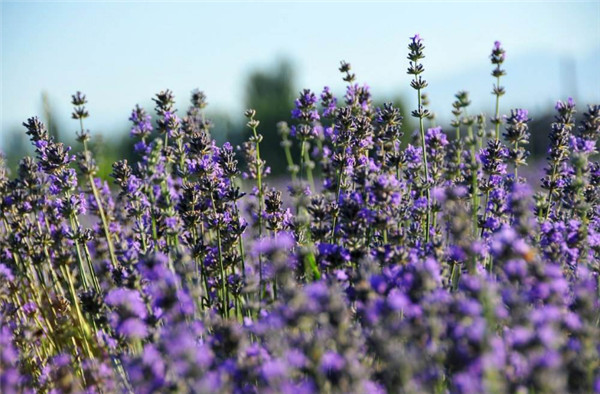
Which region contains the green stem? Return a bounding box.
[62,264,94,359]
[81,135,118,269]
[450,262,461,291]
[210,195,229,318]
[281,133,297,182]
[69,214,90,291]
[468,125,479,236]
[417,88,431,242]
[88,174,118,268]
[494,75,501,141]
[455,122,462,181]
[35,219,66,297]
[72,213,102,294]
[514,141,519,179]
[543,165,558,221]
[300,140,307,184]
[331,152,346,241]
[250,120,265,305]
[303,144,315,190]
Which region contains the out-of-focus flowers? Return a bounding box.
[1,38,599,394]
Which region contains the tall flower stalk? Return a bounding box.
[292,89,319,191]
[503,108,531,179]
[72,92,118,270]
[243,109,267,304]
[481,41,507,237]
[490,41,506,141]
[407,34,431,242]
[540,99,576,220]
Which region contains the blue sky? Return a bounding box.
[2,1,599,149]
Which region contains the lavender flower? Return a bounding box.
[2,37,599,394]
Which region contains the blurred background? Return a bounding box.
[1,1,599,176]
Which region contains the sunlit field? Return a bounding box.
[1,36,599,393]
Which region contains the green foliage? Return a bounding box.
[243,59,297,174]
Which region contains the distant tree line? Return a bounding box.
[1,59,576,179]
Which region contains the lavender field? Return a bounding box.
[1,36,599,393]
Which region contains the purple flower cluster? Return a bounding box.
[0,37,599,393]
